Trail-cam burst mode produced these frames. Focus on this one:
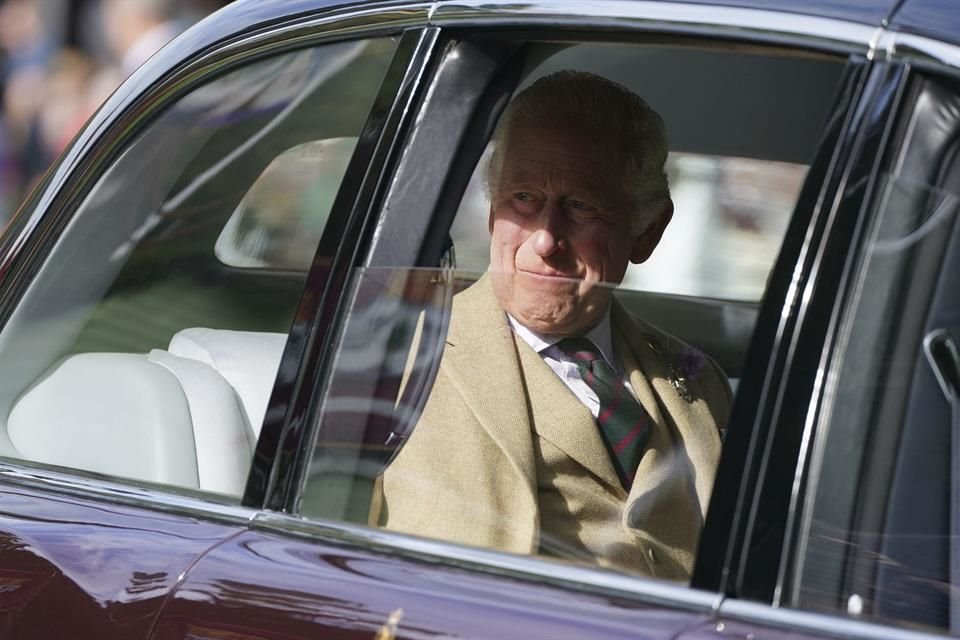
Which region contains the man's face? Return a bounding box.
[488,124,669,336]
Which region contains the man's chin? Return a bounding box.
[509,292,611,336]
[508,296,587,334]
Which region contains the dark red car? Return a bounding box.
[0,0,958,637]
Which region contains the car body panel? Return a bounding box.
[151,525,715,640]
[0,477,244,639]
[682,608,938,640]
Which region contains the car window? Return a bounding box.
[452,44,820,303]
[299,38,848,583]
[792,76,960,631]
[0,37,398,498]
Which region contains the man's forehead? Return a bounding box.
[499,127,625,191]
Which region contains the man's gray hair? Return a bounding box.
[487,70,671,233]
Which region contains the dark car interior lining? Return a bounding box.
[870,77,960,629]
[801,74,960,628]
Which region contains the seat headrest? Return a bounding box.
[169,328,286,434]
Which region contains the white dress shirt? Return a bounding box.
[507,311,639,418]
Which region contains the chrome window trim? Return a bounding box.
[430,1,876,54]
[251,511,722,613]
[0,461,258,526]
[719,598,944,640]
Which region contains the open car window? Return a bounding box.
[452,44,832,303]
[299,37,849,584]
[0,37,398,498]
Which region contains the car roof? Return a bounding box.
[663,0,960,49]
[890,0,960,47]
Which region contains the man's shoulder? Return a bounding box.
[612,297,732,408]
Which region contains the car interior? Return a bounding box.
[0,37,847,504]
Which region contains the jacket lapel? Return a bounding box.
[613,301,720,522]
[441,276,537,488]
[613,323,693,529]
[514,340,624,495]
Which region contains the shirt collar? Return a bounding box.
[507,307,618,370]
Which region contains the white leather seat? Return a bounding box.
[8,349,257,496]
[168,328,287,435]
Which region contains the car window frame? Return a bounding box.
[273,8,882,613]
[0,0,915,630]
[246,26,444,511]
[716,58,911,604]
[720,38,960,628]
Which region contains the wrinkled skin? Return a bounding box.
[488,124,672,336]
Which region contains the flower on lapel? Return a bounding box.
[668,345,705,403]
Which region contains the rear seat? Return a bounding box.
[168,328,286,436]
[7,329,287,496]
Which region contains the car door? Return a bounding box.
[704,22,960,639]
[149,3,895,639]
[0,3,422,638]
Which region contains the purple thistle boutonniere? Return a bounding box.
[668,345,705,403]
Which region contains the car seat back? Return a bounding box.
[7,350,256,495]
[168,328,287,436]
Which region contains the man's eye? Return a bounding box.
[510,192,540,212]
[568,199,597,212]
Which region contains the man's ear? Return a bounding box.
[630,200,673,264]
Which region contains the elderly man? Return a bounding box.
[377,71,730,580]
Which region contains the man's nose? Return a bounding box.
[531,202,567,257]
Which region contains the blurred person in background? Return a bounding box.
[0,0,54,222]
[101,0,183,76]
[0,0,226,227]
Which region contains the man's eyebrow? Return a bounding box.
[499,165,624,206]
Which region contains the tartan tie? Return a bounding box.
[556,337,651,489]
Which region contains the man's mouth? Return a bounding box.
[517,270,580,285]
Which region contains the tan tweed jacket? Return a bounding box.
[377,275,730,580]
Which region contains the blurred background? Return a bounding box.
[0,0,230,226]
